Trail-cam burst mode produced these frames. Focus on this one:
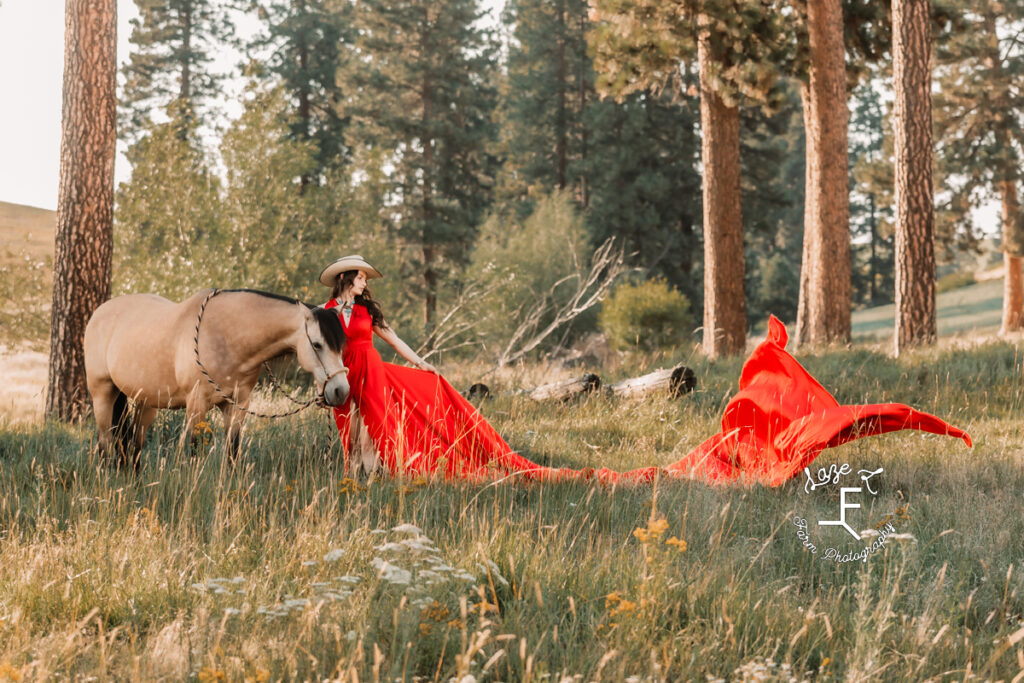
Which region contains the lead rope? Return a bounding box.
[193,289,320,419]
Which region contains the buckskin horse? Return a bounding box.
[84,288,349,468]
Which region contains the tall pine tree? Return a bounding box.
[120,0,232,142]
[893,0,936,351]
[499,0,592,210]
[341,0,499,339]
[934,0,1024,334]
[48,0,118,420]
[246,0,351,187]
[500,0,703,305]
[583,92,704,307]
[849,78,895,307]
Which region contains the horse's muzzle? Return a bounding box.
[322,376,350,407]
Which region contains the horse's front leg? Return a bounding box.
[219,402,247,463]
[130,405,158,472]
[182,389,212,457]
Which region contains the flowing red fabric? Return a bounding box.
[329,305,971,486]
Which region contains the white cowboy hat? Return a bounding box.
[319,255,384,286]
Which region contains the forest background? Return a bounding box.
[3,0,1021,369]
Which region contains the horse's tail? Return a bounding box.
[110,389,137,466]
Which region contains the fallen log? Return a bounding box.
[527,373,601,402]
[608,364,696,399]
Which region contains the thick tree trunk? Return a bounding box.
[46,0,117,421]
[698,18,746,357]
[893,0,936,353]
[796,0,851,346]
[1001,180,1023,333]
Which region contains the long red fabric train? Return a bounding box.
[328,304,972,485]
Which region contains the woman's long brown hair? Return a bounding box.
[330,270,388,329]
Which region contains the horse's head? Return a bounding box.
[296,305,350,406]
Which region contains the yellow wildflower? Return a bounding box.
[633,517,670,544]
[666,536,688,552]
[421,600,450,622]
[419,623,432,636]
[605,591,622,608]
[198,667,227,682]
[649,518,669,536]
[609,600,637,618]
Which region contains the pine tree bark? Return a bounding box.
[46,0,117,421]
[698,18,746,357]
[1000,179,1023,333]
[796,0,850,346]
[893,0,936,353]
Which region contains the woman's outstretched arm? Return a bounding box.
[373,325,439,373]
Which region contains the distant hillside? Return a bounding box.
[0,201,55,264]
[851,277,1004,339]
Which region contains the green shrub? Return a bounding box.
[599,278,694,351]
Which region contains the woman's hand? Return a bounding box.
[417,360,439,374]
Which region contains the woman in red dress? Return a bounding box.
[321,255,542,479]
[321,256,971,486]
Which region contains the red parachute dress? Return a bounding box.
[329,304,971,486]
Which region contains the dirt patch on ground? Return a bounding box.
[0,345,47,424]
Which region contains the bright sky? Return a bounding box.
[0,0,507,212]
[0,0,140,210]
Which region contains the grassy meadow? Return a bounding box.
[850,278,1005,340]
[0,341,1023,681]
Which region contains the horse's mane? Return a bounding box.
[222,288,304,307]
[312,307,346,354]
[222,289,345,353]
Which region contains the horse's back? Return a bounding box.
[86,290,214,406]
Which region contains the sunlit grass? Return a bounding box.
[0,340,1022,680]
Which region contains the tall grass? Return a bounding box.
[0,341,1022,680]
